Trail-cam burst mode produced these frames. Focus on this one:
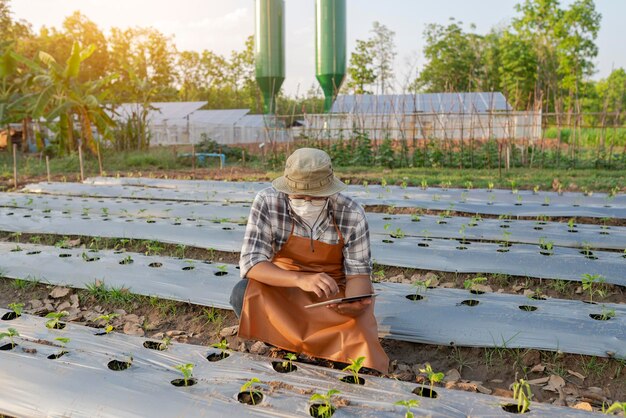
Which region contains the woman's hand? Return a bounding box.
[328,298,372,317]
[297,272,340,298]
[328,275,374,317]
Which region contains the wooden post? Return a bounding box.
[78,140,85,182]
[191,144,196,177]
[96,140,103,176]
[46,156,51,183]
[12,143,17,189]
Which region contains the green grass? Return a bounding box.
[85,281,137,306]
[2,146,624,192]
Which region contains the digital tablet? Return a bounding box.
[304,294,378,309]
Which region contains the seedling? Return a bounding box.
[436,213,446,224]
[464,277,487,293]
[216,264,228,275]
[240,377,263,405]
[459,224,467,241]
[209,339,230,360]
[8,302,24,317]
[341,356,365,384]
[281,353,298,372]
[0,327,19,347]
[410,278,431,301]
[603,401,626,416]
[515,194,523,205]
[410,214,421,222]
[390,228,405,239]
[538,238,554,255]
[464,180,473,190]
[174,363,195,387]
[394,399,420,418]
[55,337,70,348]
[432,194,441,202]
[597,306,616,321]
[120,255,134,265]
[533,185,540,194]
[460,192,468,203]
[487,182,494,191]
[582,274,606,303]
[501,231,512,247]
[511,378,532,414]
[488,194,496,205]
[510,180,518,194]
[441,180,451,190]
[567,218,577,232]
[362,180,369,193]
[309,389,340,418]
[95,313,120,334]
[401,178,408,189]
[543,196,550,206]
[420,179,428,190]
[373,269,386,282]
[45,311,68,329]
[419,363,444,397]
[469,214,481,227]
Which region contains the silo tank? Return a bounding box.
[315,0,347,113]
[255,0,285,114]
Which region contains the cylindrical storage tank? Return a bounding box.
[315,0,346,113]
[255,0,285,114]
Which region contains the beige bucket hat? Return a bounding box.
[272,148,346,197]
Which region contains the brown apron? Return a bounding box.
[238,219,389,373]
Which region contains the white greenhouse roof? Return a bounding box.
[189,109,249,125]
[112,102,207,125]
[330,93,512,114]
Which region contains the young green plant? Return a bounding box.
[240,377,262,405]
[342,356,365,384]
[581,274,606,303]
[8,302,24,317]
[95,313,120,334]
[281,353,298,372]
[512,378,532,414]
[0,328,19,347]
[419,363,444,397]
[45,311,68,329]
[394,399,420,418]
[174,363,195,386]
[309,389,340,418]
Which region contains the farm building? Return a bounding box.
[301,92,542,143]
[111,102,290,146]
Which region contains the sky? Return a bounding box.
[9,0,626,96]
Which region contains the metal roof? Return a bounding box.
[235,115,285,128]
[330,93,512,114]
[189,109,249,125]
[112,102,207,125]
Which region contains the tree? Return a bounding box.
[62,11,109,83]
[498,30,538,109]
[413,19,484,93]
[370,21,396,94]
[345,39,376,94]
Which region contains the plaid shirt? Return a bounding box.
[239,187,372,279]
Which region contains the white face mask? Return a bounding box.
[288,197,328,229]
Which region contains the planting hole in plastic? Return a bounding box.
[182,266,194,271]
[47,351,68,360]
[119,258,134,265]
[59,254,72,258]
[530,294,547,301]
[382,239,394,244]
[456,246,468,250]
[107,360,131,371]
[1,312,19,320]
[272,361,298,373]
[49,322,66,330]
[460,300,479,307]
[171,378,197,387]
[418,243,429,247]
[0,343,17,351]
[340,375,365,385]
[84,256,100,262]
[237,391,263,405]
[501,403,530,414]
[412,386,438,399]
[207,352,230,362]
[519,305,538,312]
[149,262,162,268]
[406,294,424,301]
[309,404,336,418]
[214,271,228,276]
[27,251,41,255]
[470,290,485,295]
[143,341,167,351]
[589,313,613,321]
